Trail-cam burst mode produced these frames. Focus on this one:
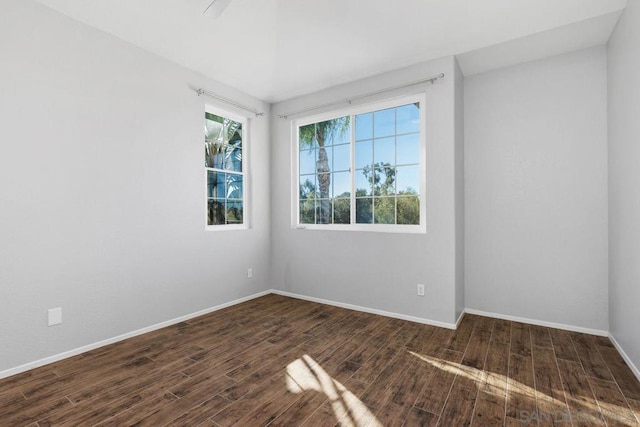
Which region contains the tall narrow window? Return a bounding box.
[295,95,425,233]
[205,109,246,228]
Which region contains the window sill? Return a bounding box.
[205,224,249,232]
[293,224,426,234]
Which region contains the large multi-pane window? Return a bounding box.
[205,109,246,228]
[296,95,425,232]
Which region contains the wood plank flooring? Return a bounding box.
[1,294,639,426]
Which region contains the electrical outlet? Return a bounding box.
[247,268,253,278]
[417,284,425,297]
[48,307,62,326]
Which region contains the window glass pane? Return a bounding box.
[374,108,395,138]
[330,117,351,145]
[208,199,225,226]
[396,103,420,135]
[300,117,350,148]
[356,198,373,224]
[374,197,396,224]
[299,149,316,175]
[225,145,242,173]
[333,198,350,224]
[318,147,332,173]
[226,174,243,200]
[397,134,420,165]
[397,196,420,225]
[316,199,331,224]
[207,171,226,198]
[355,169,373,196]
[317,173,331,200]
[205,113,242,172]
[298,123,318,149]
[396,165,420,195]
[355,140,373,169]
[207,171,215,198]
[205,115,223,168]
[374,137,395,166]
[333,144,350,172]
[372,166,396,196]
[300,175,317,201]
[298,116,350,211]
[300,200,315,224]
[207,150,224,170]
[355,113,373,141]
[226,201,243,224]
[333,171,351,198]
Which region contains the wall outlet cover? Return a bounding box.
[48,308,62,326]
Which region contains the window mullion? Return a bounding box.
[394,107,398,225]
[350,114,356,226]
[371,112,376,225]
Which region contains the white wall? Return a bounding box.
[608,0,640,371]
[0,1,271,373]
[270,57,463,326]
[464,47,609,331]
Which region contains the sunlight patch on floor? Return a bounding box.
[408,350,615,425]
[286,354,381,427]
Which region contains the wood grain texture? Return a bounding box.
[506,353,536,420]
[0,294,639,426]
[472,390,505,426]
[570,332,615,381]
[491,319,512,344]
[438,374,478,427]
[596,344,640,401]
[556,359,606,426]
[589,378,637,426]
[531,345,568,426]
[549,328,580,363]
[530,325,553,349]
[628,398,640,424]
[510,322,532,357]
[472,340,509,426]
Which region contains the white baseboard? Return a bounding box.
[0,290,272,381]
[271,289,458,330]
[464,308,609,337]
[455,310,466,328]
[609,333,640,382]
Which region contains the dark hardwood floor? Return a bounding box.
[1,294,639,426]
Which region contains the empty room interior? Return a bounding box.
[2,0,640,425]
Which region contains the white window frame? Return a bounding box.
[291,93,427,233]
[205,105,249,231]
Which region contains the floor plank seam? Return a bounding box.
[549,331,572,423]
[571,334,608,424]
[528,325,540,425]
[504,321,513,425]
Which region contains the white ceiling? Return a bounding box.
[36,0,627,103]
